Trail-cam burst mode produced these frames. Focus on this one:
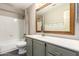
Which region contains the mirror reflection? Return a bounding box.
[36,3,75,35]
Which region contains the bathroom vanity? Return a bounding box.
[26,35,79,56]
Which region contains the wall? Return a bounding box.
[27,4,36,35]
[0,4,25,41]
[27,3,79,40]
[18,19,25,39]
[0,3,24,19]
[0,15,20,41]
[24,9,29,35]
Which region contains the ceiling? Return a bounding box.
[9,3,33,10]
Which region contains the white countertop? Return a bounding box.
[26,35,79,52]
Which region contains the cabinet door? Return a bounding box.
[26,37,33,56]
[46,43,77,56]
[47,53,53,56]
[46,44,62,56]
[33,40,45,56]
[47,52,57,56]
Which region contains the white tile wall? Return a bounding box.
[0,15,20,41]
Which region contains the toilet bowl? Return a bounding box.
[16,41,27,54]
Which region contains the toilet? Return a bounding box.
[16,41,27,55]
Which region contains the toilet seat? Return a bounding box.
[16,41,27,48]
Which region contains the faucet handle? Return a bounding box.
[24,34,26,35]
[24,34,26,38]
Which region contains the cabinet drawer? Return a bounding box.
[46,43,77,56]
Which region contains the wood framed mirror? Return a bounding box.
[36,3,75,35]
[36,15,42,32]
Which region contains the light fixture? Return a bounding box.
[14,19,18,22]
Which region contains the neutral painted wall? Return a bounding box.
[18,19,25,39]
[27,3,79,40]
[27,4,36,35]
[0,3,24,19]
[24,9,29,35]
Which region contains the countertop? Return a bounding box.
[26,35,79,52]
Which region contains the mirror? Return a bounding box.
[36,15,42,32]
[36,3,75,35]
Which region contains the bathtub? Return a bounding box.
[0,39,19,54]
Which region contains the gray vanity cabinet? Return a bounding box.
[26,37,33,56]
[46,43,77,56]
[33,40,45,56]
[26,37,78,56]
